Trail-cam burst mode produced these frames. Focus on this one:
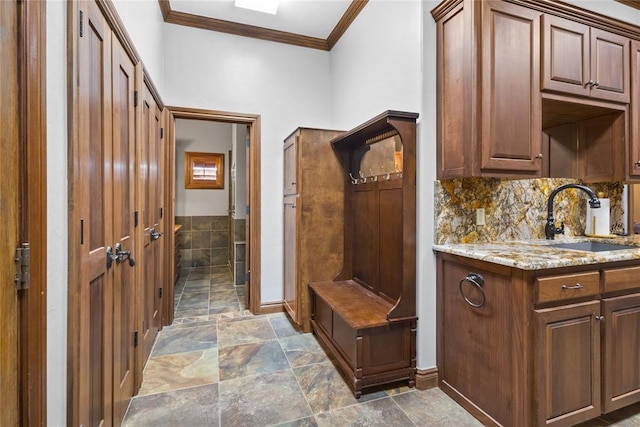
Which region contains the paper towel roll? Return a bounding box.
[585,198,610,236]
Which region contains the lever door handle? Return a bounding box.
[115,243,135,267]
[150,228,163,241]
[106,246,118,269]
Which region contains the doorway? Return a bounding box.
[168,107,263,314]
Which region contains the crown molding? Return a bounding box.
[158,0,368,51]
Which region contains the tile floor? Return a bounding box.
[122,266,640,426]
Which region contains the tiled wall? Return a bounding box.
[176,215,229,268]
[435,178,625,244]
[231,218,246,285]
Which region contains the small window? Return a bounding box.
[184,151,224,189]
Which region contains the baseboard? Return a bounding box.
[259,301,284,314]
[415,367,438,390]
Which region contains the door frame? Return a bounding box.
[168,106,266,314]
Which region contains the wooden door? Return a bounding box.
[602,293,640,413]
[480,1,541,175]
[534,300,601,426]
[283,132,298,195]
[590,28,629,103]
[283,195,298,322]
[111,34,137,425]
[79,2,114,425]
[542,14,590,98]
[140,82,163,361]
[0,0,20,422]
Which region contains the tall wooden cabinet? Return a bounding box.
[282,128,344,332]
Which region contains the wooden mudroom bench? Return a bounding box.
[308,111,419,398]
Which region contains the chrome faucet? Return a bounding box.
[545,184,601,240]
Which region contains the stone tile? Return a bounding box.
[174,307,209,319]
[274,416,319,427]
[235,262,246,284]
[163,319,217,331]
[294,361,386,414]
[187,267,211,280]
[174,216,191,231]
[234,219,246,240]
[176,294,209,311]
[219,370,311,426]
[392,388,482,426]
[218,339,290,380]
[209,289,237,301]
[315,397,414,427]
[123,384,219,427]
[209,304,241,315]
[210,283,236,292]
[280,334,328,368]
[151,324,217,357]
[211,229,229,248]
[191,249,211,267]
[211,216,228,231]
[191,216,212,231]
[177,230,192,250]
[191,230,211,249]
[179,249,192,267]
[235,243,245,261]
[269,314,303,338]
[138,349,218,396]
[217,317,277,347]
[211,248,228,266]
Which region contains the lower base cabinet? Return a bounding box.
[437,253,640,427]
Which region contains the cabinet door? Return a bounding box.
[283,133,298,195]
[480,1,542,175]
[542,15,590,98]
[630,40,640,179]
[535,300,601,426]
[283,195,298,323]
[602,293,640,413]
[590,28,630,103]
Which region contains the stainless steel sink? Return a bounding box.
[547,241,637,252]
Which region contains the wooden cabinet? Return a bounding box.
[434,0,542,178]
[437,253,640,426]
[282,128,344,332]
[631,41,640,179]
[534,301,602,426]
[310,111,418,398]
[542,15,630,103]
[433,0,634,180]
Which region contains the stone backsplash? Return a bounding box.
[435,178,625,244]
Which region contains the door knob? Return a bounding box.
[115,243,135,267]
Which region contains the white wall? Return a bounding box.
[112,0,165,92]
[162,23,333,302]
[46,1,68,425]
[175,119,233,217]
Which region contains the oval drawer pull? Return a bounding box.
[562,283,584,290]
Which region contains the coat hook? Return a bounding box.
[348,173,358,185]
[358,170,367,183]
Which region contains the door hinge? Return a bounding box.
[246,137,250,148]
[134,211,139,227]
[246,205,250,215]
[160,207,163,219]
[160,128,164,139]
[133,330,138,348]
[245,270,250,284]
[134,90,138,107]
[79,10,84,37]
[14,243,30,291]
[158,287,163,298]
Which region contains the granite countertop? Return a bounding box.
[433,236,640,270]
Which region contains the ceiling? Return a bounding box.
[158,0,369,51]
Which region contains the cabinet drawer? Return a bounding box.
[603,266,640,294]
[536,271,600,304]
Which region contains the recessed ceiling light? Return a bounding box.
[235,0,279,15]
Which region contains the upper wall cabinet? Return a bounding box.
[434,0,542,179]
[542,15,630,104]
